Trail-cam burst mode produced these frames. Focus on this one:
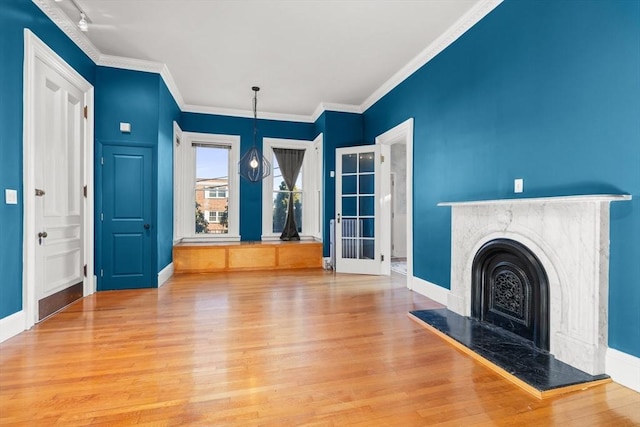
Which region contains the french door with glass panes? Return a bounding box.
[335,146,382,275]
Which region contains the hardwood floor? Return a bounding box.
[1,270,638,426]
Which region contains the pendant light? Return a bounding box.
[238,86,271,182]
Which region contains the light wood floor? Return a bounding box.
[1,270,638,426]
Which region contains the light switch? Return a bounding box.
[120,122,131,133]
[514,178,524,193]
[330,171,335,178]
[5,189,18,204]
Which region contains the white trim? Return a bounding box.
[312,133,324,241]
[183,102,363,124]
[375,118,414,283]
[158,263,174,287]
[182,104,316,123]
[438,194,632,207]
[179,236,241,243]
[0,311,27,344]
[411,277,450,306]
[98,56,184,108]
[173,121,183,243]
[98,54,164,75]
[31,0,101,62]
[361,0,503,113]
[23,30,95,329]
[606,348,640,393]
[261,137,319,240]
[35,0,500,123]
[310,103,363,123]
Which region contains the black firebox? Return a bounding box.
[471,238,550,351]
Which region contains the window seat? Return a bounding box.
[173,240,323,273]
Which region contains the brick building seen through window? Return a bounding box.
[195,178,228,234]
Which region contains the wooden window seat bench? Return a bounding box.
[173,240,323,273]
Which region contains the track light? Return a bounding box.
[78,12,88,32]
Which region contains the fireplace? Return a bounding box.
[439,194,631,375]
[471,238,549,350]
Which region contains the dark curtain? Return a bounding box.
[273,148,305,241]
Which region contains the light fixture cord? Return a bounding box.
[253,89,258,148]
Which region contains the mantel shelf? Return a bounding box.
[438,194,632,207]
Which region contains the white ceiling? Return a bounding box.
[46,0,492,120]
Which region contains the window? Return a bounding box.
[205,187,228,198]
[262,135,323,241]
[175,132,240,241]
[208,211,224,223]
[272,155,303,234]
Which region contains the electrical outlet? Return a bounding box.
[514,178,524,193]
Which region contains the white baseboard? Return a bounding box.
[158,262,174,287]
[410,276,449,306]
[606,348,640,393]
[0,310,26,343]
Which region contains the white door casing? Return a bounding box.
[23,30,95,328]
[375,118,414,286]
[335,145,382,275]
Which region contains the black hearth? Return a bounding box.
[471,238,549,351]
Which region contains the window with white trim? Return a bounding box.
[206,210,224,223]
[205,187,228,199]
[262,135,323,241]
[175,132,240,241]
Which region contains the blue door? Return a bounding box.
[100,145,153,290]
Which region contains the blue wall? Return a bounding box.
[363,0,640,356]
[314,111,365,256]
[95,67,160,288]
[0,0,96,319]
[180,112,314,241]
[95,67,180,285]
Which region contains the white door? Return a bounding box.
[335,146,384,275]
[33,56,85,319]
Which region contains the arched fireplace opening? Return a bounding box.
[471,238,549,351]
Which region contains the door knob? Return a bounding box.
[143,224,150,230]
[38,231,48,245]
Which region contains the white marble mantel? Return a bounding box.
[439,194,631,375]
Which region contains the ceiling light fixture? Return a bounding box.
[238,86,271,182]
[78,12,88,31]
[56,0,91,32]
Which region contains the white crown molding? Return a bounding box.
[182,104,316,123]
[160,64,185,107]
[97,54,185,107]
[31,0,101,62]
[34,0,501,124]
[311,103,363,123]
[360,0,503,113]
[97,54,164,74]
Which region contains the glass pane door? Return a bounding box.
[335,146,381,274]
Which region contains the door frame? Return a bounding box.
[23,29,95,328]
[375,118,414,287]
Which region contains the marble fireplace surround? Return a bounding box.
[439,194,631,375]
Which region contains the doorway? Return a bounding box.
[376,118,414,285]
[23,30,95,327]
